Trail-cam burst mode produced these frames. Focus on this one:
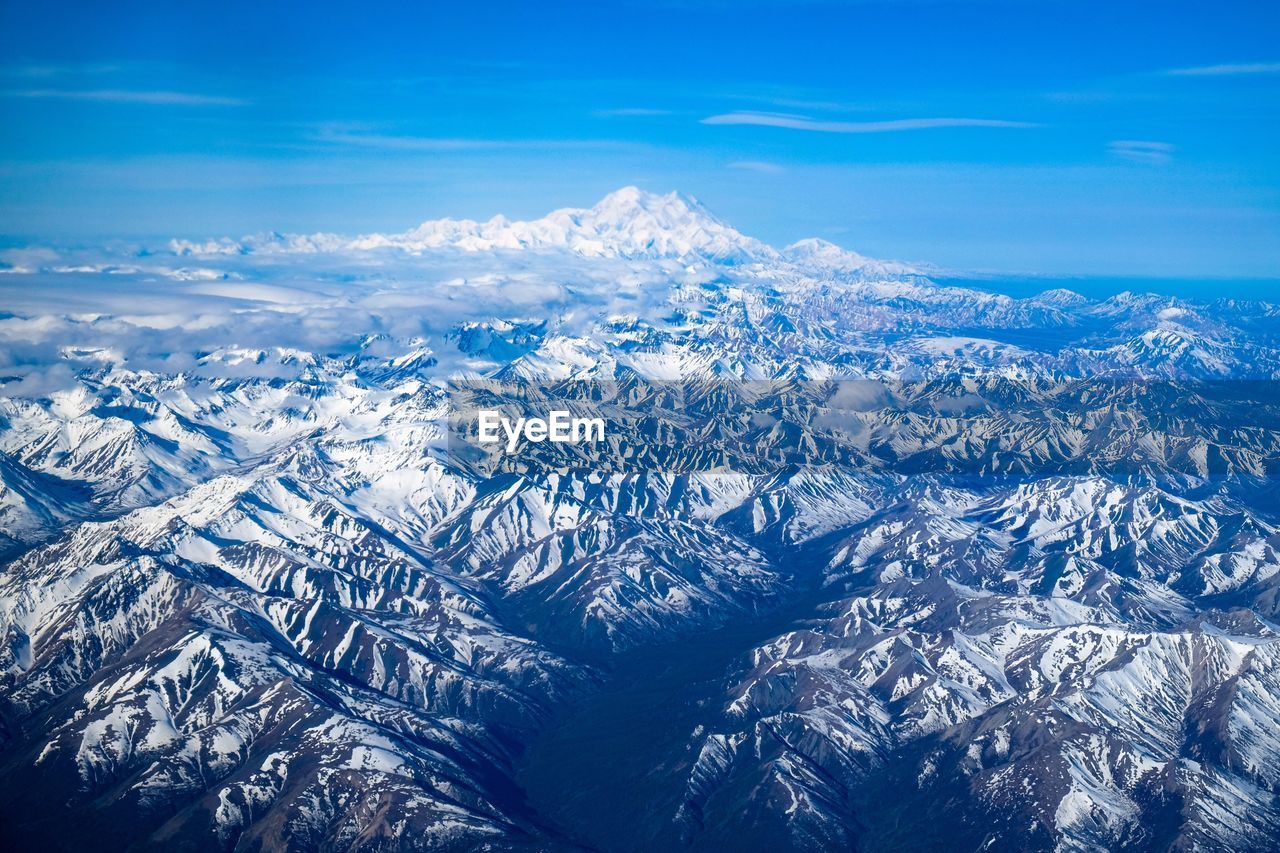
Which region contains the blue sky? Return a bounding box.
[1,0,1278,277]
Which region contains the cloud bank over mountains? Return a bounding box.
[0,187,1274,403]
[0,188,925,393]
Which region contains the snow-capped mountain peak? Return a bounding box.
[511,185,773,260]
[159,186,916,273]
[172,186,775,262]
[782,236,922,278]
[578,185,705,224]
[160,186,941,275]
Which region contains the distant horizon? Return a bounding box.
[2,1,1279,277]
[3,183,1280,290]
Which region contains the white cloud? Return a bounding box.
[0,214,702,391]
[317,132,524,151]
[313,129,628,152]
[1108,140,1175,165]
[0,363,80,397]
[1165,62,1280,77]
[5,88,244,106]
[701,111,1041,133]
[1,63,121,78]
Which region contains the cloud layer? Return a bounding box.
[701,112,1041,133]
[1108,140,1175,165]
[5,88,245,106]
[1164,62,1280,77]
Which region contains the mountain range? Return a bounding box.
[2,188,1279,852]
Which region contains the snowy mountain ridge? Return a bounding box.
[166,186,920,271]
[2,188,1280,852]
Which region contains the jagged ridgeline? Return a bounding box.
[2,190,1280,851]
[447,376,1280,479]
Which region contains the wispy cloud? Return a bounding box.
[318,131,526,151]
[314,128,629,152]
[764,97,867,112]
[1,63,121,78]
[595,107,673,117]
[701,111,1041,133]
[5,88,244,106]
[1164,62,1280,77]
[727,160,786,174]
[1108,140,1175,165]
